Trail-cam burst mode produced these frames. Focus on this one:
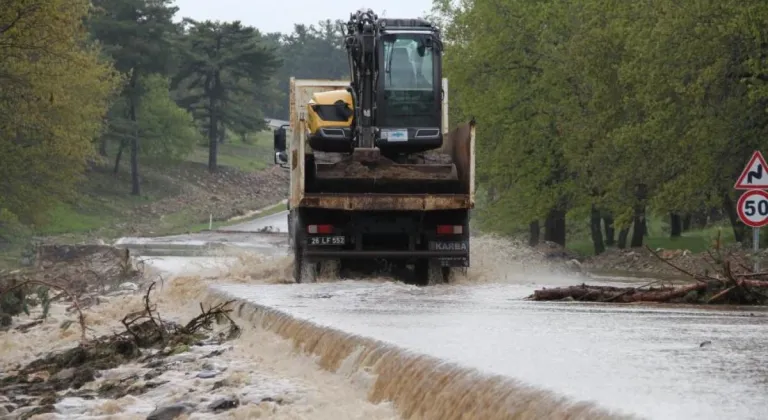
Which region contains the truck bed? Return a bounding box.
[293,122,476,207]
[313,150,457,184]
[299,192,473,211]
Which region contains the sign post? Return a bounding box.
[734,151,768,271]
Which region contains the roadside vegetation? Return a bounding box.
[5,0,762,268]
[432,0,768,256]
[0,1,346,268]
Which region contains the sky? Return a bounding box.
[173,0,436,34]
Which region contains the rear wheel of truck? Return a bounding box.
[291,209,317,283]
[415,259,449,285]
[318,259,341,280]
[293,246,317,283]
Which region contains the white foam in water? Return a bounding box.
[0,235,640,419]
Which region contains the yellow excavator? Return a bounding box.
[273,9,476,285]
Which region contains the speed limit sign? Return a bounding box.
[737,189,768,227]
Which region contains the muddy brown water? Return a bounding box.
[123,230,768,420]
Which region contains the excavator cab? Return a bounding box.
[305,10,445,160]
[375,21,444,155]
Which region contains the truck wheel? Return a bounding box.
[293,247,317,283]
[415,259,448,285]
[318,259,341,280]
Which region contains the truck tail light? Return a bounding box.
[307,224,333,234]
[437,225,463,235]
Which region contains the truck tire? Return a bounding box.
[287,211,294,248]
[291,209,317,283]
[293,246,317,283]
[415,259,448,285]
[318,259,341,280]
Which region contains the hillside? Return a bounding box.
[0,132,288,268]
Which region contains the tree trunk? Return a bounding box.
[129,95,140,196]
[723,192,745,243]
[693,210,709,229]
[618,228,629,249]
[544,209,566,247]
[207,73,220,172]
[590,204,605,255]
[630,184,648,247]
[630,208,646,248]
[670,213,682,238]
[529,220,540,247]
[218,121,226,143]
[602,213,615,246]
[682,214,692,231]
[99,138,108,157]
[113,139,125,174]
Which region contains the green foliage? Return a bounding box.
[434,0,768,246]
[105,74,201,161]
[89,0,181,193]
[0,0,122,227]
[173,19,281,171]
[266,21,349,119]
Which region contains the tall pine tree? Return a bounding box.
[89,0,179,195]
[173,19,280,172]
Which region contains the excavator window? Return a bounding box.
[383,35,434,91]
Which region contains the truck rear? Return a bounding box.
[273,78,475,285]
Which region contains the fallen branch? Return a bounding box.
[530,243,768,305]
[645,245,709,284]
[1,278,88,341]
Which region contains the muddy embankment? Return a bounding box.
[0,245,400,419]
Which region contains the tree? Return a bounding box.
[108,74,202,161]
[173,19,280,171]
[266,21,349,120]
[0,0,121,228]
[434,0,768,251]
[89,0,180,195]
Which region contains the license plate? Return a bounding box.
[308,236,345,246]
[382,129,408,142]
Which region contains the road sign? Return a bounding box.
[734,151,768,189]
[737,189,768,228]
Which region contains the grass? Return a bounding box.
[0,130,281,269]
[184,132,272,171]
[566,216,737,257]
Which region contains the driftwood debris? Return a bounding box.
[530,244,768,305]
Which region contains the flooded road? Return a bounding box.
[211,280,768,420]
[227,210,289,233]
[117,211,768,420]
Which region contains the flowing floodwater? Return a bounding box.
[115,221,768,420]
[206,279,768,420]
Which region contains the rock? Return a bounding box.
[51,367,76,382]
[196,370,218,379]
[700,340,712,348]
[564,259,582,272]
[202,349,225,358]
[146,403,194,420]
[0,405,8,416]
[208,397,239,412]
[119,282,139,291]
[144,369,164,381]
[260,397,285,405]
